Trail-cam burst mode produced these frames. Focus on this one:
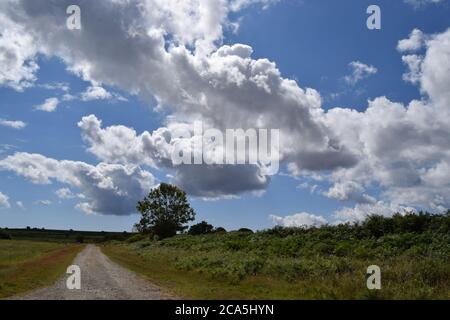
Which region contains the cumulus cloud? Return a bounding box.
[0,12,39,91]
[397,29,426,52]
[1,1,356,180]
[273,202,417,227]
[324,181,376,204]
[0,118,27,129]
[35,199,52,206]
[334,202,416,224]
[77,114,270,197]
[0,192,11,209]
[1,1,450,219]
[401,54,423,84]
[80,86,126,102]
[0,152,156,215]
[34,97,59,112]
[56,187,76,199]
[344,61,377,85]
[270,212,327,228]
[321,28,450,215]
[81,86,111,101]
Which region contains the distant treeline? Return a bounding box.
[0,227,132,243]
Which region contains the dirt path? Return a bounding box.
[19,244,176,300]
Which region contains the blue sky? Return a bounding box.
[1,0,450,231]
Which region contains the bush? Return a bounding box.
[188,221,214,235]
[0,230,11,240]
[75,235,84,243]
[214,227,227,234]
[126,233,148,243]
[238,228,253,234]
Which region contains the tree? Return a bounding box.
[214,227,227,234]
[135,183,195,239]
[238,228,253,233]
[188,221,214,235]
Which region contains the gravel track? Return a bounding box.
[19,244,176,300]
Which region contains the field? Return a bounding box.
[0,240,84,298]
[1,228,131,243]
[103,212,450,299]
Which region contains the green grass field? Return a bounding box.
[102,213,450,300]
[0,240,84,298]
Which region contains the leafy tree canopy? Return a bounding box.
[135,183,196,238]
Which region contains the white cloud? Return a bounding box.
[420,29,450,108]
[230,0,279,11]
[81,86,113,101]
[322,28,450,212]
[56,188,76,199]
[334,202,416,224]
[77,114,271,197]
[401,54,423,84]
[39,82,70,92]
[34,199,52,206]
[0,152,156,215]
[272,202,418,227]
[0,12,39,91]
[16,201,25,209]
[62,94,76,102]
[270,212,328,228]
[34,97,59,112]
[397,29,426,52]
[0,118,27,129]
[0,192,11,209]
[404,0,444,8]
[324,181,376,204]
[344,61,377,85]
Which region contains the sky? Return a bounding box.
[0,0,450,232]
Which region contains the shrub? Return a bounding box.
[188,221,214,235]
[214,227,227,234]
[126,233,148,243]
[242,257,265,276]
[0,230,11,240]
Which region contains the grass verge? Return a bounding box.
[0,240,84,299]
[101,243,302,299]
